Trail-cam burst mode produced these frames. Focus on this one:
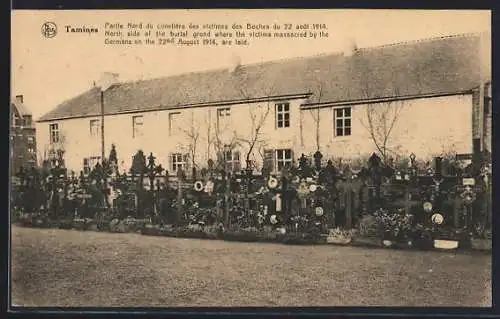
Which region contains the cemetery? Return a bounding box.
[11,144,492,252]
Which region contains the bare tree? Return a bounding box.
[239,100,273,166]
[230,60,276,168]
[354,53,406,164]
[360,90,406,164]
[204,108,215,162]
[205,108,239,169]
[182,111,201,175]
[308,83,324,152]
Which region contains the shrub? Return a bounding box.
[373,208,413,241]
[358,215,379,237]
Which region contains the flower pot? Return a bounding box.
[326,235,352,245]
[382,239,393,247]
[433,239,459,250]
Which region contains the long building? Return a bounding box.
[36,33,491,176]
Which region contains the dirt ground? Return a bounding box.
[11,226,491,307]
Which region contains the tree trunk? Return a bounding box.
[224,172,230,228]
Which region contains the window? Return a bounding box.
[334,107,351,137]
[217,108,231,130]
[14,116,23,127]
[276,149,293,171]
[168,112,181,136]
[49,123,59,143]
[485,82,492,116]
[50,159,58,168]
[83,156,101,174]
[23,116,32,127]
[224,149,241,172]
[276,102,290,128]
[83,158,89,174]
[27,147,35,154]
[170,153,187,173]
[27,136,34,143]
[132,115,143,138]
[90,119,100,137]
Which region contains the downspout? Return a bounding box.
[478,33,485,153]
[100,90,105,161]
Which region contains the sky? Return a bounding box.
[11,9,491,120]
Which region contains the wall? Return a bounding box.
[11,127,37,174]
[36,97,307,174]
[36,93,473,174]
[11,104,37,174]
[299,94,474,163]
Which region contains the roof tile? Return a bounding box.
[37,33,485,122]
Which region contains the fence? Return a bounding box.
[11,151,492,237]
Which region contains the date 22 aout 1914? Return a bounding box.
[282,23,327,30]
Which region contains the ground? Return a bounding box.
[11,226,491,307]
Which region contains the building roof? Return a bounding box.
[11,101,32,117]
[37,33,488,122]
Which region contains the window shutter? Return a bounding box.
[290,149,295,167]
[262,149,275,175]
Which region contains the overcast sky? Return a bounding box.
[11,9,490,120]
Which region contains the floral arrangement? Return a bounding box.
[373,208,414,240]
[328,227,353,239]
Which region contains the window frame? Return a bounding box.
[168,112,181,136]
[275,148,293,171]
[334,107,352,137]
[83,156,101,174]
[170,153,186,173]
[275,102,291,129]
[224,149,241,172]
[89,119,100,137]
[49,123,59,144]
[217,107,231,131]
[132,115,144,138]
[23,116,32,127]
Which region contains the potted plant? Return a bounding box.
[326,227,353,245]
[374,208,414,248]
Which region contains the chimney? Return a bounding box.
[229,54,242,73]
[15,95,23,104]
[97,72,120,92]
[341,37,358,57]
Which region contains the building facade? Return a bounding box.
[11,95,37,174]
[36,33,491,176]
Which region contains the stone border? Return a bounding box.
[13,219,492,253]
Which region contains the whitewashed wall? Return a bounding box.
[35,97,307,174]
[36,93,473,174]
[299,94,474,162]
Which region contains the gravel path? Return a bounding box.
[11,226,492,307]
